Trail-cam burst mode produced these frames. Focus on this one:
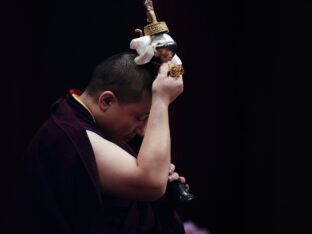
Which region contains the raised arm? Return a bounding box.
[87,63,183,201]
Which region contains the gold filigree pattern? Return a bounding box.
[144,22,169,36]
[168,62,184,78]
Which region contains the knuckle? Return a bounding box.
[179,177,186,183]
[177,82,183,91]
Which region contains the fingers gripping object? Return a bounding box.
[130,0,184,78]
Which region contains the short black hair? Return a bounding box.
[86,52,158,104]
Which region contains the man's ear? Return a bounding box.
[98,91,117,111]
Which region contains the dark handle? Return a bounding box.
[166,180,195,204]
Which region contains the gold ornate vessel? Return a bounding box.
[143,0,169,36]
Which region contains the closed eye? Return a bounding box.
[136,114,149,122]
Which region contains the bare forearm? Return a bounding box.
[137,97,171,190]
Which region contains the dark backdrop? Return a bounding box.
[1,1,309,234]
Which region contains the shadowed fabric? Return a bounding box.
[16,92,185,234]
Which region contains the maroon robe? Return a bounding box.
[16,91,185,234]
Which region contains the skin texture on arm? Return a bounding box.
[87,63,183,201]
[87,130,162,201]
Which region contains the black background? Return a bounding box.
[1,0,309,234]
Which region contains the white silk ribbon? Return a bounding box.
[130,33,182,65]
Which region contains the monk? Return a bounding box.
[16,52,187,234]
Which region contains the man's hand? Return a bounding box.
[152,63,183,105]
[168,163,189,190]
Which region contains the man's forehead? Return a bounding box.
[127,100,151,115]
[132,103,151,114]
